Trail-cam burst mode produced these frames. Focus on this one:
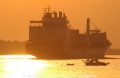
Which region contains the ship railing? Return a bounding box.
[30,20,42,27]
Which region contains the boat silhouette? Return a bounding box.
[83,59,110,66]
[66,63,74,65]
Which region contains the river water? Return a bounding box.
[0,55,120,78]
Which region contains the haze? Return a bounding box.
[0,0,120,49]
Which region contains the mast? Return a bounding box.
[86,18,90,45]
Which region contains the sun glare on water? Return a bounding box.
[0,55,49,78]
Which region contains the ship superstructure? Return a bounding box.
[25,6,112,59]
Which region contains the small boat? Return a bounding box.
[85,62,109,66]
[83,59,110,66]
[66,63,74,65]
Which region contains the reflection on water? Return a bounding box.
[0,55,120,78]
[0,55,49,78]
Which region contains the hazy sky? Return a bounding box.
[0,0,120,49]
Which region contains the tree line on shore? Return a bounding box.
[0,40,26,54]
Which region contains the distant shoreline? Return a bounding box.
[0,40,26,55]
[106,48,120,55]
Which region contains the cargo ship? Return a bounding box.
[25,6,112,59]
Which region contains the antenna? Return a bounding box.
[43,5,51,14]
[62,3,64,13]
[48,5,51,13]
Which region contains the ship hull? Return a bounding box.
[25,42,110,59]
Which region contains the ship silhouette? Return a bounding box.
[25,6,112,59]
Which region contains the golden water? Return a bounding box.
[0,55,120,78]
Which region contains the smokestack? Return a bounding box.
[54,12,57,18]
[59,11,62,18]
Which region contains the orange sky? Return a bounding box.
[0,0,120,49]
